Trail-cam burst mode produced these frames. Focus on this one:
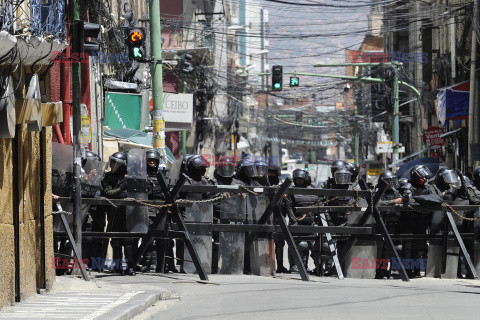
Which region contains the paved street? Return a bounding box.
[1,272,480,320]
[100,273,480,320]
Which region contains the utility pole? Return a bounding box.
[468,0,479,169]
[392,69,400,165]
[150,0,165,155]
[71,0,83,260]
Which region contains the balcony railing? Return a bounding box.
[0,0,65,40]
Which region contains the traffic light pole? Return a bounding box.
[150,0,165,156]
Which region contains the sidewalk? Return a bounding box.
[0,274,177,320]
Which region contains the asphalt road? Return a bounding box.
[95,272,480,320]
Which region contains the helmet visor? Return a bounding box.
[256,165,267,177]
[294,177,305,187]
[109,157,126,173]
[383,176,399,189]
[293,170,308,180]
[244,165,257,178]
[217,164,235,177]
[441,170,459,185]
[335,171,352,185]
[414,166,431,179]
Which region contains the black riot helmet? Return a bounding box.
[109,152,127,174]
[267,156,281,185]
[186,155,209,178]
[435,168,460,191]
[331,159,346,176]
[292,169,310,187]
[180,154,193,174]
[215,156,236,178]
[236,159,257,181]
[398,177,409,188]
[473,167,480,188]
[82,151,101,167]
[409,164,431,187]
[334,167,352,185]
[379,170,399,189]
[146,149,161,176]
[254,157,268,178]
[346,162,359,182]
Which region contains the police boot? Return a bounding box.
[310,242,322,276]
[123,244,137,276]
[288,251,298,273]
[111,239,123,273]
[275,246,288,273]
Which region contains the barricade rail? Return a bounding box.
[53,175,479,282]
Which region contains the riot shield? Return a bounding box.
[183,187,213,274]
[247,192,275,276]
[218,194,246,274]
[168,158,183,185]
[126,149,149,233]
[79,158,107,222]
[52,143,74,232]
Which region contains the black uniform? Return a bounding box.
[102,171,131,272]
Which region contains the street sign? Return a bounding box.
[423,126,445,149]
[376,141,405,154]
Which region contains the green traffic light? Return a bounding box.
[133,47,143,58]
[129,47,144,60]
[274,83,281,89]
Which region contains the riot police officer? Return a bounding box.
[80,151,105,266]
[235,159,257,185]
[376,170,403,278]
[267,157,288,272]
[434,168,462,203]
[267,156,281,186]
[102,152,136,275]
[286,169,318,272]
[398,164,438,277]
[321,160,347,189]
[179,155,215,273]
[254,157,269,186]
[346,161,359,184]
[213,156,246,274]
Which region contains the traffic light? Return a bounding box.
[178,53,195,74]
[126,27,145,61]
[272,65,283,91]
[290,77,299,87]
[74,20,100,54]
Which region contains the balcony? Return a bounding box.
[0,0,66,65]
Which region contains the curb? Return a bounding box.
[104,290,179,320]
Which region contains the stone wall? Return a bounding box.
[0,125,54,308]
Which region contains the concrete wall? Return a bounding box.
[0,125,54,308]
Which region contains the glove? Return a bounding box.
[118,179,128,191]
